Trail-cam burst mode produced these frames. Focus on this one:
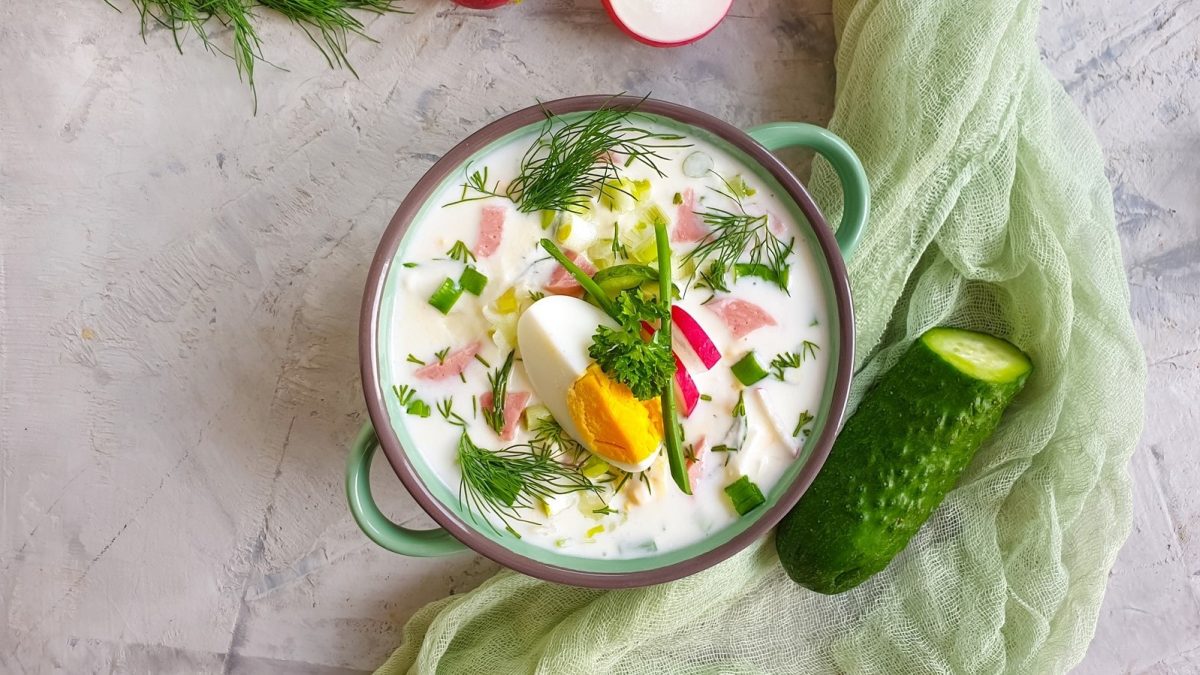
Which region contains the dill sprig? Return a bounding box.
[123,0,411,105]
[531,416,585,457]
[457,433,600,531]
[445,165,509,207]
[481,350,516,435]
[685,175,793,293]
[504,97,688,213]
[792,409,815,438]
[446,240,476,264]
[770,352,802,380]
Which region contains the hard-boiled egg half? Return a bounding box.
[517,295,663,472]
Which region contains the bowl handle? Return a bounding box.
[346,422,467,556]
[747,123,870,259]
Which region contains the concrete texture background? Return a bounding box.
[1,0,1196,672]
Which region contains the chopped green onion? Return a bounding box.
[580,455,610,480]
[428,278,463,314]
[672,192,683,205]
[630,179,651,202]
[459,266,489,295]
[699,393,713,402]
[724,475,765,515]
[540,210,559,230]
[585,524,605,538]
[653,219,690,495]
[402,262,418,268]
[731,352,769,386]
[727,175,757,198]
[593,263,658,296]
[734,262,789,288]
[406,400,432,418]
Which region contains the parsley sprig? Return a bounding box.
[587,292,673,401]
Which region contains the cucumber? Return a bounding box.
[775,327,1032,594]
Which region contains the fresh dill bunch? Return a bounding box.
[506,97,690,213]
[121,0,410,105]
[685,174,794,293]
[457,433,600,531]
[481,350,515,435]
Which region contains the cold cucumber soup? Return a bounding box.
[384,107,828,558]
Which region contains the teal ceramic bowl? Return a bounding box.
[346,95,869,588]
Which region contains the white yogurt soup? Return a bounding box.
[384,108,829,559]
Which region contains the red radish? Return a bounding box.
[673,354,700,416]
[473,205,506,258]
[481,390,531,441]
[415,341,482,380]
[671,305,721,370]
[453,0,513,8]
[603,0,732,48]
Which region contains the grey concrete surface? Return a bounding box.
[1,0,1196,672]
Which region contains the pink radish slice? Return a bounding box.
[671,305,721,370]
[673,354,700,416]
[603,0,732,48]
[639,319,698,416]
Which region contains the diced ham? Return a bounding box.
[672,189,707,243]
[480,390,531,441]
[544,249,597,297]
[414,341,482,380]
[707,298,777,339]
[473,205,506,258]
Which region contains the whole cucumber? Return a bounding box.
[775,327,1032,594]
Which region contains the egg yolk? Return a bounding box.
[566,364,663,468]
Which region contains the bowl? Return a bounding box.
[346,95,869,588]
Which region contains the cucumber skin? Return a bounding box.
[775,333,1030,594]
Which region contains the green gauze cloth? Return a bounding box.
[376,0,1146,671]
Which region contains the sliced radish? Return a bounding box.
[640,315,698,416]
[603,0,732,48]
[673,354,700,417]
[671,305,721,370]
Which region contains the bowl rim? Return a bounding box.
[359,94,854,588]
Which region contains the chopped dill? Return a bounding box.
[402,262,418,268]
[434,347,450,364]
[438,397,467,428]
[445,164,509,207]
[481,350,516,436]
[592,505,618,516]
[446,240,476,264]
[406,353,425,365]
[770,352,802,381]
[685,174,793,293]
[507,97,689,213]
[733,391,746,418]
[392,384,416,406]
[528,290,547,302]
[792,410,815,438]
[474,353,491,368]
[456,432,600,531]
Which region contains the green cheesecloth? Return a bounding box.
[376,0,1147,671]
